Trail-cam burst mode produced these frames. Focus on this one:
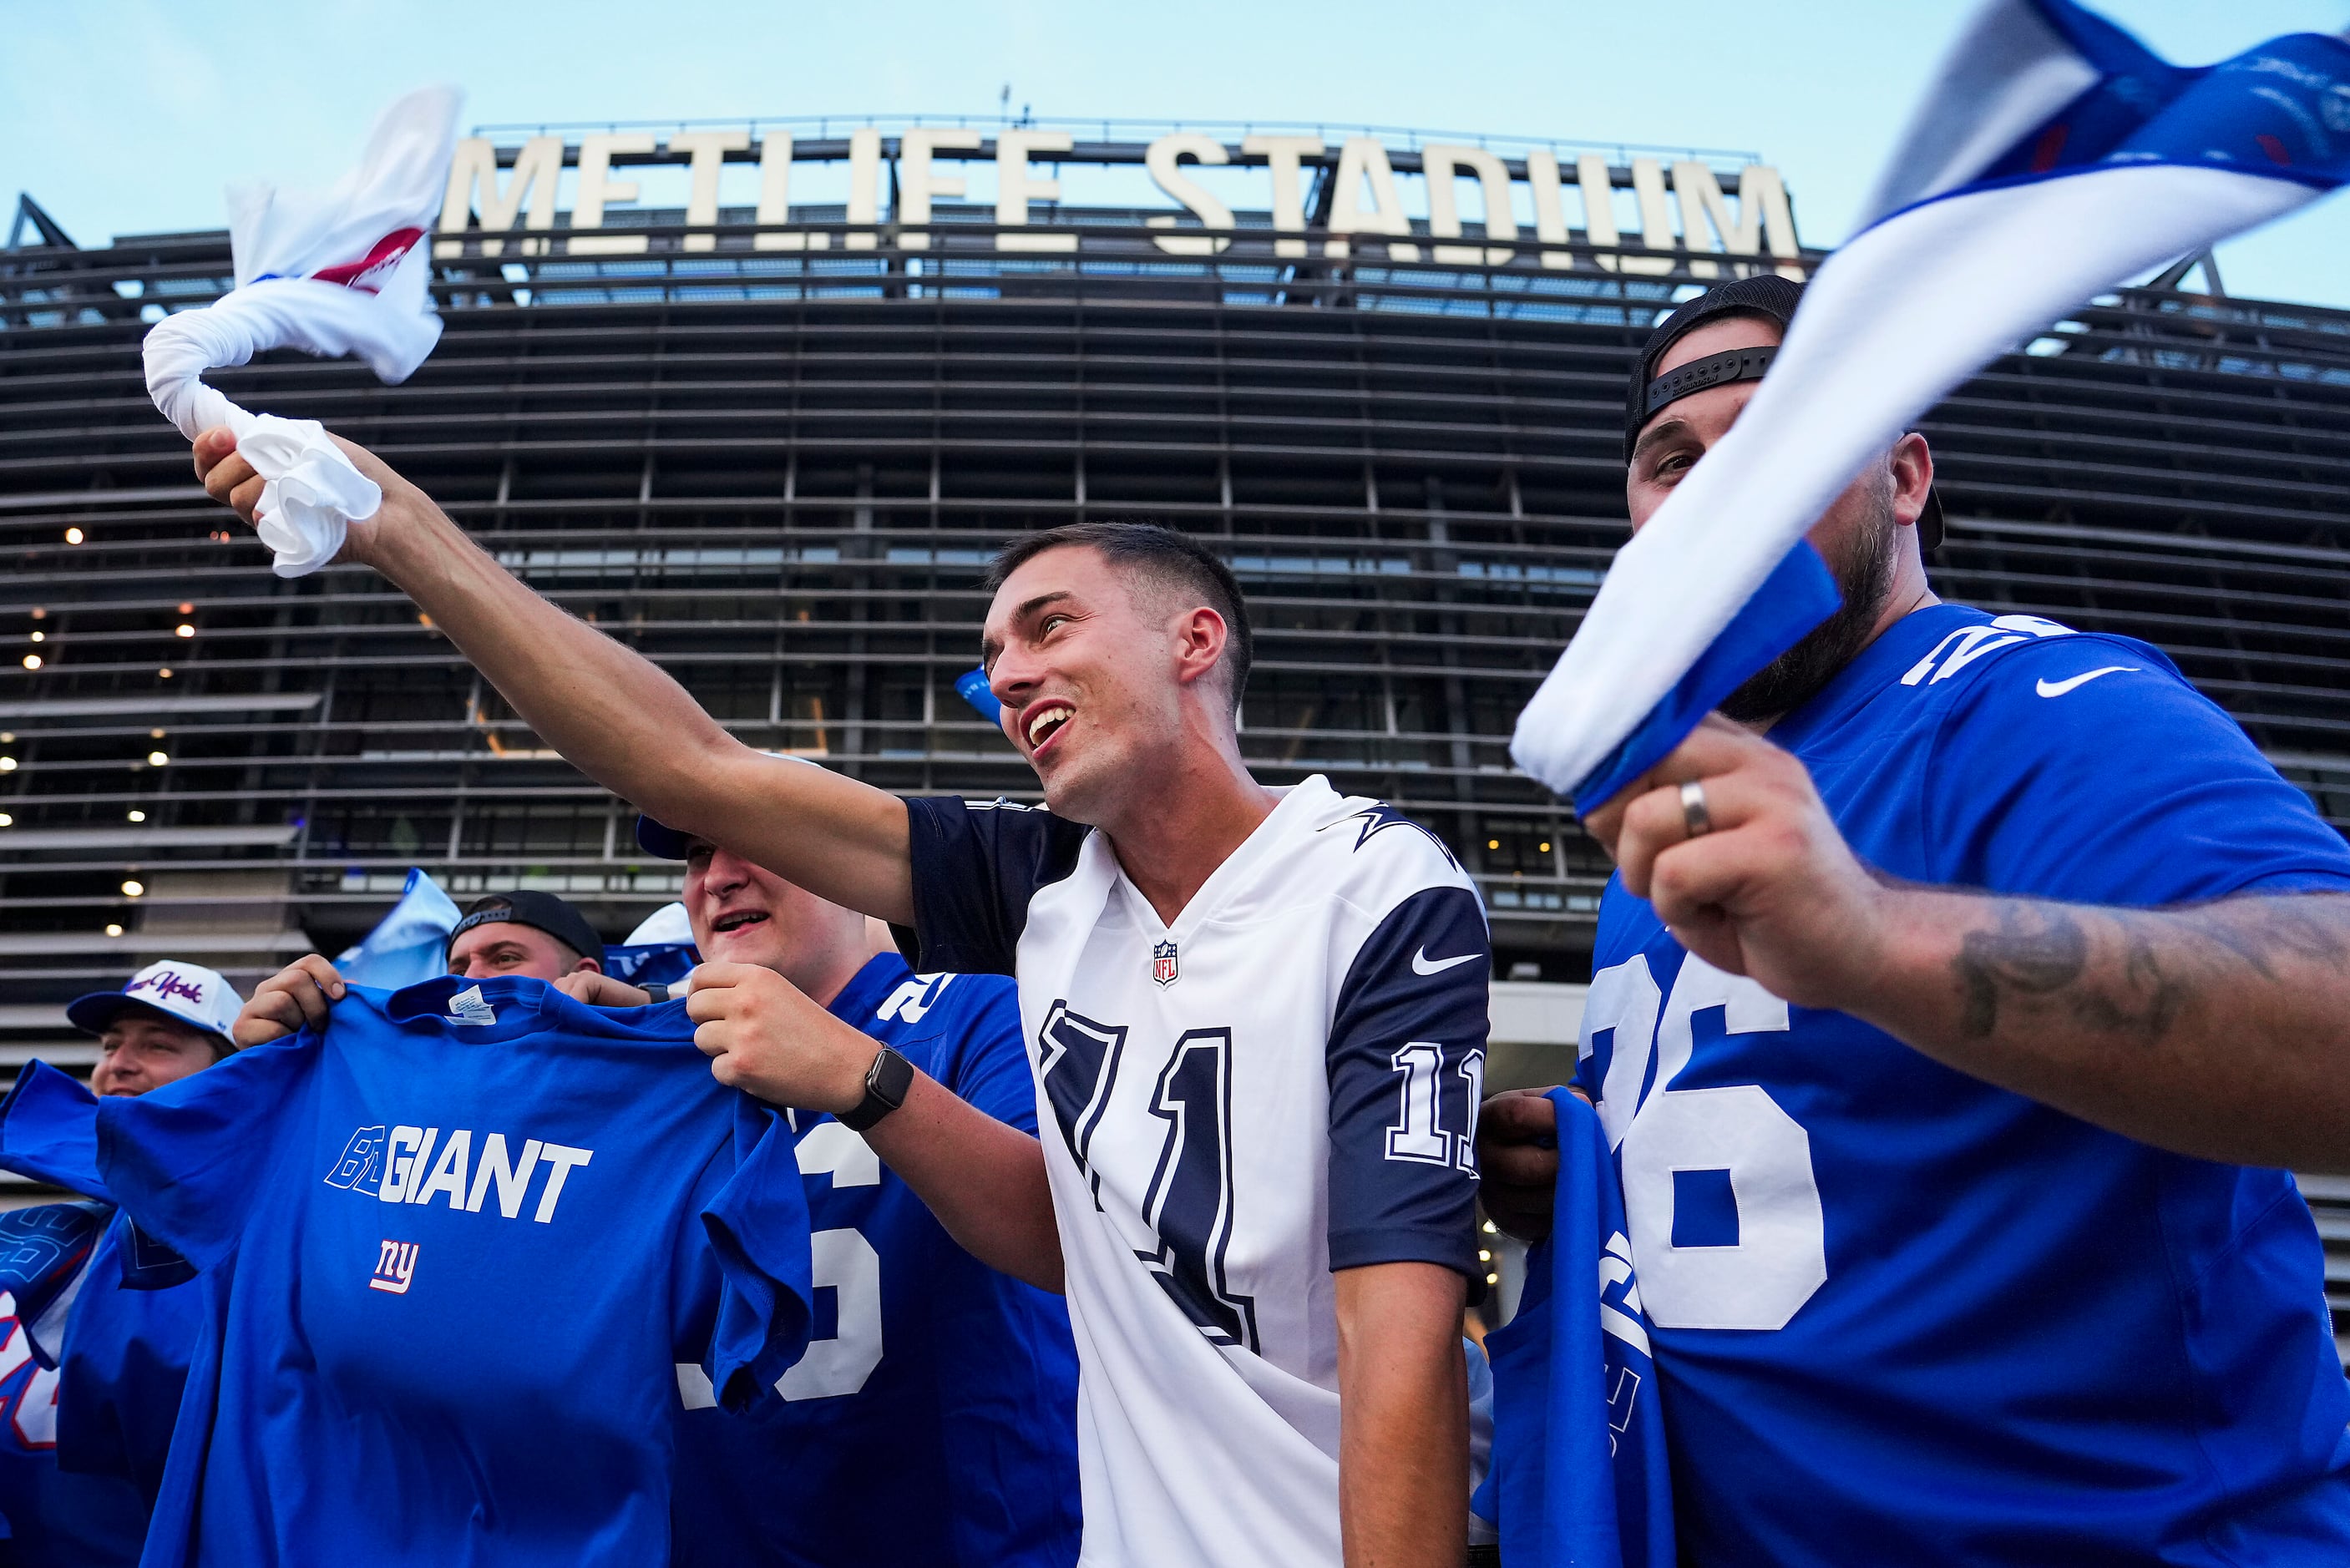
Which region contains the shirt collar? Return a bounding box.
[823,951,914,1027]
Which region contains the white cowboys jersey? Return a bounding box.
[907,776,1488,1567]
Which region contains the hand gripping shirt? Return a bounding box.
[1581,604,2350,1567]
[671,951,1082,1568]
[94,974,814,1568]
[907,774,1489,1568]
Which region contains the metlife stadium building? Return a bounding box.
[2,119,2347,1336]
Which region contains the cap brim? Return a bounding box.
[1919,486,1947,552]
[635,815,693,860]
[65,993,188,1038]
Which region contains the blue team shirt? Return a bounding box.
[1477,1090,1673,1568]
[94,975,814,1568]
[1581,604,2350,1565]
[672,953,1081,1567]
[0,1062,204,1515]
[0,1203,145,1567]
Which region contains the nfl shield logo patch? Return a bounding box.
[1152,939,1179,988]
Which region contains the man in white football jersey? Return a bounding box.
[193,427,1486,1568]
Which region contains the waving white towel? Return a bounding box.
[1509,2,2350,812]
[144,86,461,577]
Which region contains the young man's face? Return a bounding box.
[447,923,593,983]
[980,544,1193,825]
[93,1012,219,1097]
[681,840,870,991]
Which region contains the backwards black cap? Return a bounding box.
[447,891,608,969]
[1625,276,1943,550]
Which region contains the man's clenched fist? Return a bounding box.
[683,962,878,1112]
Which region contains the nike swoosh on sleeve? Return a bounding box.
[1411,947,1480,976]
[2035,666,2139,699]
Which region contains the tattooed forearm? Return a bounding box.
[1948,893,2349,1044]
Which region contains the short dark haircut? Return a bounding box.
[984,523,1254,710]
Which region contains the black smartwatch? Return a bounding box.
[838,1046,915,1132]
[641,982,671,1004]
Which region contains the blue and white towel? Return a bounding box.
[1513,3,2350,812]
[143,87,459,577]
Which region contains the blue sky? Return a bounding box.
[6,1,2347,306]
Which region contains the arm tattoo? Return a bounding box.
[1950,893,2350,1042]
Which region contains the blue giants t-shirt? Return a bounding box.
[672,952,1081,1568]
[1581,604,2350,1566]
[94,975,814,1568]
[1477,1090,1673,1568]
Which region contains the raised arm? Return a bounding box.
[1590,716,2350,1172]
[195,429,916,924]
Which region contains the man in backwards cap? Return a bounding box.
[68,961,244,1098]
[236,890,605,1046]
[1480,277,2350,1563]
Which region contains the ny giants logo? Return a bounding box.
[368,1241,419,1295]
[128,969,207,1006]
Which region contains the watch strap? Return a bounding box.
[839,1046,914,1132]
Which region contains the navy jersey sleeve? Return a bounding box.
[929,974,1041,1136]
[94,1035,313,1273]
[1325,885,1489,1276]
[697,1097,815,1414]
[1924,637,2350,905]
[56,1216,200,1505]
[904,797,1090,975]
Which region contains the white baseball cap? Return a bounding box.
[66,960,244,1047]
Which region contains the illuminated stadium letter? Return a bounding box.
[669,130,748,253]
[1145,133,1233,256]
[1524,151,1578,270]
[1623,156,1676,276]
[1241,135,1323,259]
[997,130,1077,252]
[1423,144,1517,266]
[1328,138,1418,262]
[753,132,818,252]
[1674,161,1801,280]
[1577,152,1622,273]
[846,128,883,250]
[572,133,654,256]
[900,128,982,250]
[437,135,562,260]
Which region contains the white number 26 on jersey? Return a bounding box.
[1583,953,1826,1332]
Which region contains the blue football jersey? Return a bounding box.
[94,974,814,1568]
[0,1205,144,1567]
[1477,1090,1672,1568]
[0,1065,205,1515]
[671,953,1081,1568]
[1581,604,2350,1565]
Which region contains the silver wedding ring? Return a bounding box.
[1679,779,1713,839]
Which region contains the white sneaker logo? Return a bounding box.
[447,984,497,1026]
[1411,947,1479,977]
[2035,666,2137,699]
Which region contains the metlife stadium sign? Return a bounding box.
[434,120,1802,276]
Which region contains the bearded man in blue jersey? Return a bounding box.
[558,814,1082,1567]
[1480,276,2350,1566]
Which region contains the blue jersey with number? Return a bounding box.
[1477,1090,1673,1568]
[93,974,814,1568]
[671,952,1081,1567]
[1581,604,2350,1565]
[0,1063,204,1514]
[0,1203,145,1567]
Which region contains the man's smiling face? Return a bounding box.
[980,544,1191,826]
